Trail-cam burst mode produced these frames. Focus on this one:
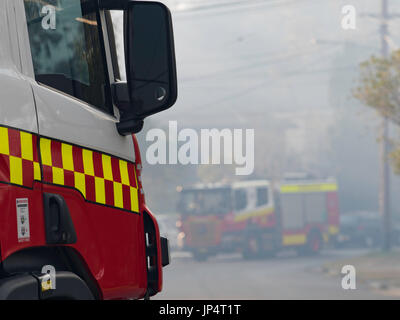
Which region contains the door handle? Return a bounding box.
[43,193,77,244]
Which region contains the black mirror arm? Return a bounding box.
[112,82,130,110]
[98,0,143,135]
[112,82,144,135]
[116,119,144,136]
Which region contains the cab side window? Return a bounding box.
[234,189,247,211]
[23,0,112,113]
[256,187,269,206]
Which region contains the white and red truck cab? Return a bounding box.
[178,178,340,260]
[0,0,177,300]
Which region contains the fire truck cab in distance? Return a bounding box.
[178,178,339,261]
[0,0,177,299]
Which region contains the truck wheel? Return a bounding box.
[297,231,322,256]
[242,234,263,260]
[306,231,322,255]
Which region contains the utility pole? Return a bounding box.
[380,0,391,251]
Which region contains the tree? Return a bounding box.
[354,50,400,171]
[353,50,400,251]
[354,51,400,125]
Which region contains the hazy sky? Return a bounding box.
[148,0,400,127]
[113,0,400,127]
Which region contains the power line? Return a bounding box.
[180,46,338,83]
[185,64,355,112]
[172,0,317,18]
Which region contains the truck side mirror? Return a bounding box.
[113,1,177,135]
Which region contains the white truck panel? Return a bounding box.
[0,1,38,133]
[14,0,35,78]
[31,82,135,162]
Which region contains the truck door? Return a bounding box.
[20,0,147,299]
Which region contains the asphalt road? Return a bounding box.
[156,249,397,300]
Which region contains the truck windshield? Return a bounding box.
[24,0,111,113]
[178,189,232,216]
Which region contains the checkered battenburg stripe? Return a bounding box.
[0,126,139,213]
[0,127,41,187]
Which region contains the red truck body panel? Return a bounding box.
[0,126,162,299]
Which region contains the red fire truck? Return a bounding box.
[0,0,177,299]
[177,178,339,260]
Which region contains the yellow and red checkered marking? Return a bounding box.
[0,126,139,213]
[40,138,139,213]
[0,127,41,188]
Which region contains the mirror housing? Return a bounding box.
[106,1,177,135]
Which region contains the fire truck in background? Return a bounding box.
[177,177,339,261]
[0,0,177,299]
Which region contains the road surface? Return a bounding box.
[156,249,397,300]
